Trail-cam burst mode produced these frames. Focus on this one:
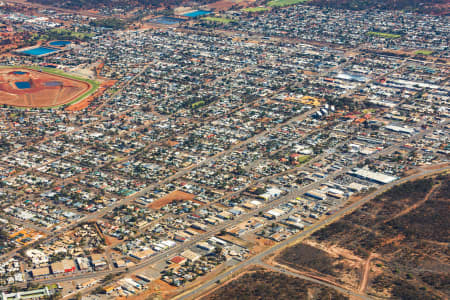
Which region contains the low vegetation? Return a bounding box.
[303,175,449,298]
[202,270,348,299]
[90,18,126,30]
[307,0,448,14]
[277,244,338,275]
[28,0,218,10]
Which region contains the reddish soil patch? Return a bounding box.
[206,0,236,10]
[116,279,176,300]
[66,80,114,111]
[95,61,104,77]
[148,190,196,210]
[167,140,179,147]
[64,94,92,111]
[249,236,276,254]
[0,68,91,107]
[104,234,121,247]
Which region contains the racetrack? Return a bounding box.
[0,67,92,108]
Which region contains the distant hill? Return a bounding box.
[308,0,449,15]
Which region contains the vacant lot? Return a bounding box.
[148,190,196,210]
[277,243,337,275]
[202,269,348,300]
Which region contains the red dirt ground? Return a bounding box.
[148,190,196,210]
[206,0,237,10]
[0,68,91,108]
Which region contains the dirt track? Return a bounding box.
[359,253,374,293]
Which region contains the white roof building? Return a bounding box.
[349,168,397,184]
[25,249,48,266]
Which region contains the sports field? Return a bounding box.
[267,0,311,7]
[242,7,269,12]
[367,31,402,39]
[202,17,234,24]
[414,49,433,55]
[0,66,99,108]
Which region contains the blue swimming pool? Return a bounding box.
[15,81,31,89]
[150,16,185,25]
[183,10,212,17]
[12,71,28,75]
[20,47,58,56]
[49,40,71,47]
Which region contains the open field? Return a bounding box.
[242,7,269,12]
[367,31,402,39]
[275,173,450,299]
[267,0,311,7]
[201,268,349,299]
[202,17,235,24]
[415,49,434,55]
[148,190,196,210]
[0,67,97,108]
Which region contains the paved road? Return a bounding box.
[175,165,449,300]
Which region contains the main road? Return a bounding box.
[174,164,449,300]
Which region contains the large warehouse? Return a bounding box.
[349,168,397,184]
